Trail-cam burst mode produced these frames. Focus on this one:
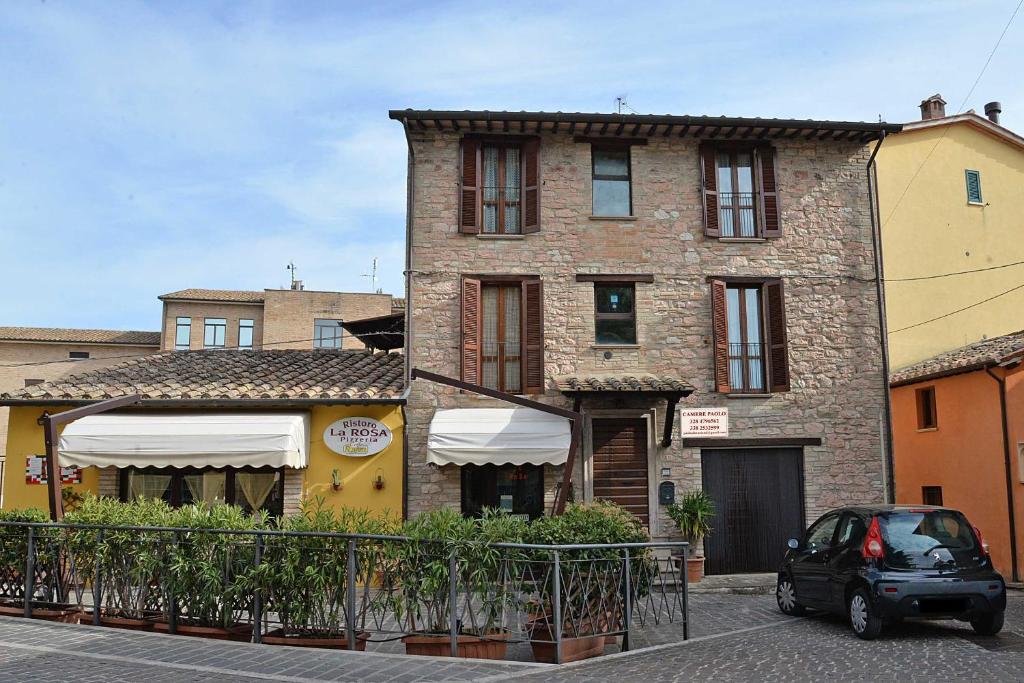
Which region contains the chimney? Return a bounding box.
[291,279,304,291]
[984,101,1002,124]
[919,94,947,121]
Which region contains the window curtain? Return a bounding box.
[128,471,172,501]
[184,471,226,504]
[237,472,278,513]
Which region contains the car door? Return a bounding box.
[824,512,868,610]
[790,512,841,605]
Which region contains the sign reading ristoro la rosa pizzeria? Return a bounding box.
[679,407,729,437]
[324,417,392,457]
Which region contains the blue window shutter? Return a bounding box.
[965,170,983,204]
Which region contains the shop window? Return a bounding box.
[120,466,284,517]
[916,386,937,430]
[461,464,544,520]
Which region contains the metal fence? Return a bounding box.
[0,521,688,663]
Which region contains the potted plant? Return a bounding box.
[666,490,715,584]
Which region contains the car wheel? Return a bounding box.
[776,576,806,616]
[971,610,1004,636]
[849,588,883,640]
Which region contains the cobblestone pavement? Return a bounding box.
[490,593,1024,682]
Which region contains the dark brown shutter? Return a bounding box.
[522,138,540,233]
[522,279,544,393]
[461,278,482,383]
[700,143,720,238]
[710,279,729,393]
[764,280,790,392]
[756,145,782,238]
[459,139,481,233]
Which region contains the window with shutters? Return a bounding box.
[710,278,789,394]
[462,276,544,394]
[460,138,540,234]
[965,169,983,205]
[701,143,781,239]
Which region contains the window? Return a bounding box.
[965,169,983,204]
[203,318,226,348]
[462,464,544,520]
[834,513,867,547]
[594,283,636,344]
[459,138,539,234]
[313,319,344,349]
[701,143,781,238]
[805,513,840,549]
[711,279,789,394]
[592,147,631,216]
[174,317,191,351]
[916,386,937,430]
[922,486,943,506]
[238,319,255,350]
[462,277,543,394]
[120,466,285,517]
[68,351,90,360]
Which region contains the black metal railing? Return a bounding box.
[718,192,757,237]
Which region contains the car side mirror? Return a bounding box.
[787,538,801,550]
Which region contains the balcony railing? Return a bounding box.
[728,342,765,392]
[481,186,522,234]
[718,192,758,238]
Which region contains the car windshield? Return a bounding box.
[879,510,982,570]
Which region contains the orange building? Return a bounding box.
[891,330,1024,582]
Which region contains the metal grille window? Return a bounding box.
[174,317,191,351]
[481,285,522,393]
[203,318,226,348]
[965,169,983,204]
[592,147,631,216]
[238,319,255,349]
[594,283,637,344]
[313,319,344,349]
[726,285,765,392]
[717,150,757,237]
[481,144,522,234]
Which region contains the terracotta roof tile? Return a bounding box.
[555,374,695,394]
[890,329,1024,386]
[0,327,160,346]
[1,349,405,403]
[158,288,265,303]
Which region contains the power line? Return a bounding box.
[888,281,1024,334]
[886,258,1024,282]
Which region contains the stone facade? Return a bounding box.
[403,123,888,541]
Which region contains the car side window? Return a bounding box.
[805,513,841,549]
[834,513,867,548]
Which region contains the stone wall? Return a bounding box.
[405,128,888,537]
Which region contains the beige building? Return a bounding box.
[159,286,395,352]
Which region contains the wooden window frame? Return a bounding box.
[716,148,759,238]
[726,283,768,393]
[593,282,637,346]
[481,142,523,235]
[119,465,286,515]
[481,283,524,394]
[916,386,938,430]
[711,277,789,394]
[591,145,632,217]
[922,485,943,506]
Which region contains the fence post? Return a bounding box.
[448,550,459,657]
[346,539,357,651]
[681,543,689,641]
[93,528,104,626]
[23,526,35,618]
[552,549,562,665]
[252,534,263,644]
[168,531,178,635]
[622,547,632,652]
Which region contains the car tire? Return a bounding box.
[970,610,1004,636]
[776,575,806,616]
[849,588,883,640]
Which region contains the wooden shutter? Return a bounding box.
[756,145,782,238]
[522,138,540,233]
[764,280,790,392]
[461,278,482,383]
[700,143,720,238]
[459,139,481,233]
[710,279,729,393]
[522,279,544,393]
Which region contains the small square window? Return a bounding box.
[594,283,636,345]
[68,351,90,360]
[922,486,943,506]
[916,386,937,430]
[965,169,983,204]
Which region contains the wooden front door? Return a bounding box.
[701,448,805,575]
[591,418,649,524]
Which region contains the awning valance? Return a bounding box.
[58,413,310,469]
[427,408,570,467]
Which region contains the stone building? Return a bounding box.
[392,109,900,574]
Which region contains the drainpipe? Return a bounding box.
[985,366,1020,582]
[401,125,415,520]
[866,131,896,503]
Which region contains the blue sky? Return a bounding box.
[1,0,1021,331]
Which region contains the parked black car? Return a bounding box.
[776,505,1006,639]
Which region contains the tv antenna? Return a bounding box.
[286,261,298,288]
[362,257,380,293]
[616,96,639,114]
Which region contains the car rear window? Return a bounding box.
[879,510,982,570]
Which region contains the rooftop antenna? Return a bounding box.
[616,96,638,115]
[286,261,300,290]
[362,257,380,293]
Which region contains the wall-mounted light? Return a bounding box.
[331,469,343,491]
[373,468,385,490]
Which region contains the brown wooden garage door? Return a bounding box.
[592,418,649,524]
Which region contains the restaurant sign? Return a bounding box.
[324,417,392,457]
[679,408,729,437]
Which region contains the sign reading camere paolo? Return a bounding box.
[323,417,392,457]
[679,408,729,437]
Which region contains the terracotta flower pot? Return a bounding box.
[527,619,605,664]
[0,603,80,623]
[402,631,510,659]
[77,611,156,631]
[673,555,706,584]
[152,620,252,641]
[262,629,369,650]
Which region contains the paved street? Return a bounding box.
[0,593,1021,682]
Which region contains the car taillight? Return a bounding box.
[973,525,990,557]
[862,516,884,560]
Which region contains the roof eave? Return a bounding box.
[0,397,408,408]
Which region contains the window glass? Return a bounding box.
[726,285,765,392]
[835,514,867,547]
[234,471,283,517]
[482,145,522,234]
[175,317,191,351]
[126,470,173,505]
[462,464,544,520]
[313,319,344,349]
[238,319,254,349]
[594,283,637,345]
[715,149,758,237]
[204,318,226,348]
[805,513,840,548]
[880,510,982,570]
[595,285,634,314]
[481,285,522,392]
[68,351,90,359]
[592,148,630,216]
[182,471,227,506]
[593,149,629,176]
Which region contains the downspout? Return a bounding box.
[402,126,416,520]
[866,131,896,503]
[397,383,412,521]
[985,366,1020,582]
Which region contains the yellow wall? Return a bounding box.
[2,404,404,519]
[877,121,1024,369]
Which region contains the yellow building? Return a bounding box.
[878,95,1024,369]
[0,349,405,519]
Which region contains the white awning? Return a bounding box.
[427,408,570,467]
[58,413,310,469]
